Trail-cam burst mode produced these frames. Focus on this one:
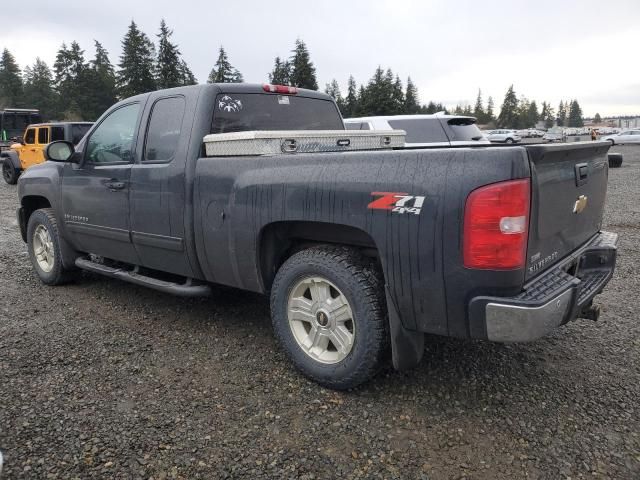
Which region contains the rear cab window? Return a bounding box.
[444,117,484,141]
[211,93,343,133]
[387,119,448,143]
[51,126,65,141]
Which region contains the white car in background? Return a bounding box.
[485,129,521,144]
[343,114,490,147]
[601,129,640,145]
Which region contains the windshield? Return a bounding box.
[211,93,343,133]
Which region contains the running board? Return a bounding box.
[75,258,211,297]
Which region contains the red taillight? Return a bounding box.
[463,178,530,270]
[262,84,298,95]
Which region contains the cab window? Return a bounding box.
[86,103,140,164]
[51,126,65,141]
[144,96,186,162]
[38,127,49,144]
[24,128,36,144]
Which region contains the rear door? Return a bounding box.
[525,142,609,280]
[61,102,143,264]
[129,94,195,277]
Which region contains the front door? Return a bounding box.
[61,102,142,264]
[19,127,38,169]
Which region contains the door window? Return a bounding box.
[51,126,65,141]
[144,96,186,162]
[86,103,140,164]
[38,127,49,144]
[24,128,36,144]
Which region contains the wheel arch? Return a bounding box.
[19,195,52,242]
[258,221,381,292]
[1,150,21,169]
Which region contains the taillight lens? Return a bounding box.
[463,178,530,270]
[262,84,298,94]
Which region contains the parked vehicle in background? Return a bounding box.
[0,108,42,152]
[601,129,640,145]
[485,129,521,143]
[17,83,618,389]
[543,127,565,143]
[344,114,489,147]
[1,122,93,184]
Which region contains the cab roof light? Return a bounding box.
[262,84,298,95]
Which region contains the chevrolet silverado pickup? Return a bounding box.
[16,83,618,389]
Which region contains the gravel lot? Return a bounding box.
[1,146,639,479]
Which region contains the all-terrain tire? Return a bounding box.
[27,208,76,285]
[270,246,388,390]
[2,158,19,185]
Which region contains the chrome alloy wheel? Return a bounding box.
[33,224,55,273]
[287,276,355,364]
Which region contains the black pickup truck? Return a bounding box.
[16,83,618,389]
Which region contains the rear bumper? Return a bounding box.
[468,231,618,342]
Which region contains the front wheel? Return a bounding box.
[2,158,19,185]
[608,139,615,146]
[270,246,388,390]
[505,138,514,144]
[27,208,75,285]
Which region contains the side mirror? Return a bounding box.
[45,141,76,162]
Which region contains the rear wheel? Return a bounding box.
[271,246,388,390]
[607,139,615,146]
[505,138,514,144]
[2,158,19,185]
[27,208,75,285]
[608,153,623,168]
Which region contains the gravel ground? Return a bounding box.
[0,146,639,479]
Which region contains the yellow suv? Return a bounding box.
[2,122,92,184]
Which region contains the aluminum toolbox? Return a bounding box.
[203,130,406,157]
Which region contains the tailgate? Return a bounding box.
[525,142,610,280]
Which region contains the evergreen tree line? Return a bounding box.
[0,19,201,120]
[320,68,447,118]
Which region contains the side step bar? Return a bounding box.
[75,258,211,297]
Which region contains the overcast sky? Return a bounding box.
[2,0,639,117]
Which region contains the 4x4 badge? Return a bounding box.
[368,192,425,215]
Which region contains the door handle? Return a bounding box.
[30,148,37,152]
[104,180,126,191]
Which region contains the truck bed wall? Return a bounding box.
[193,147,531,337]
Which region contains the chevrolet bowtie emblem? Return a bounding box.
[573,195,588,214]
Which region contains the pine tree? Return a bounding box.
[497,85,519,128]
[391,75,404,114]
[54,41,88,119]
[343,75,358,118]
[268,57,291,85]
[156,19,184,89]
[486,96,495,123]
[594,112,602,124]
[179,60,197,85]
[324,79,345,112]
[568,99,584,127]
[474,89,485,123]
[425,101,437,114]
[208,47,243,83]
[80,40,118,119]
[117,21,157,98]
[404,77,419,114]
[557,100,567,127]
[541,102,555,128]
[289,39,318,90]
[23,58,56,119]
[356,85,367,116]
[527,100,539,128]
[0,48,23,108]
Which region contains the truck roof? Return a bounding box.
[122,83,334,103]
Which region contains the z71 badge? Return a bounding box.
[368,192,425,215]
